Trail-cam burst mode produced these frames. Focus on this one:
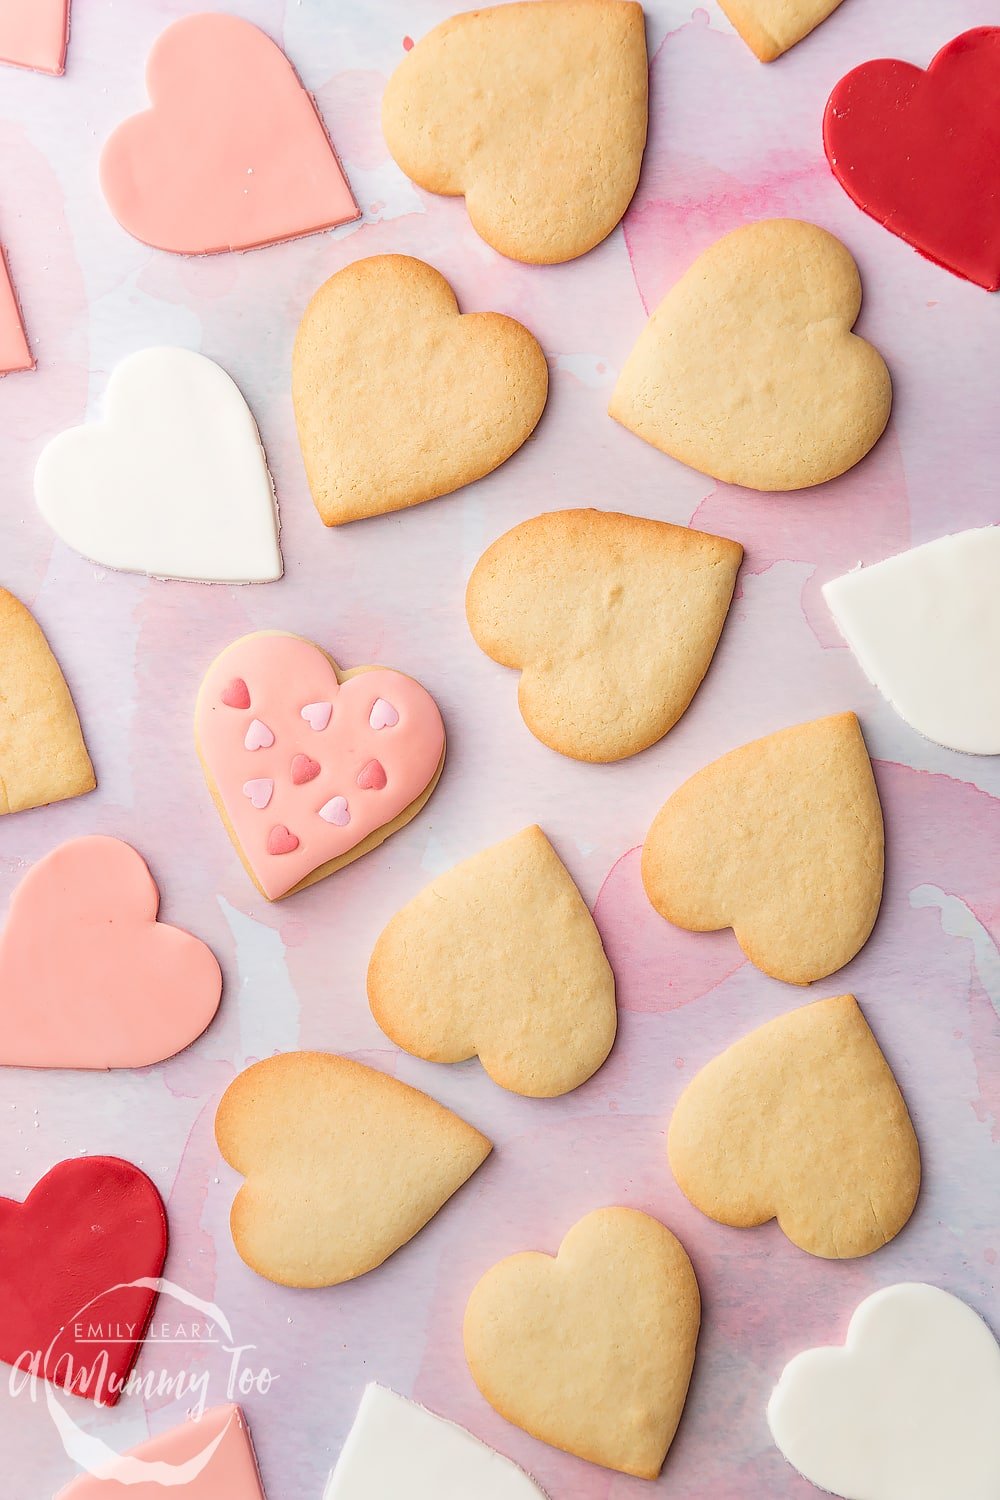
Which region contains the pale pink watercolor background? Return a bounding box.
[0,1,998,1496]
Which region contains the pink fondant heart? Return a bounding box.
[369,697,400,730]
[242,778,273,810]
[266,825,300,856]
[244,718,274,751]
[356,758,387,791]
[290,753,320,785]
[196,633,446,899]
[319,796,351,827]
[0,837,222,1068]
[98,13,358,255]
[221,677,251,709]
[301,700,333,732]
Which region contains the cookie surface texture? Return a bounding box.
[382,1,648,263]
[641,712,884,984]
[466,509,743,761]
[369,826,617,1097]
[668,994,920,1258]
[293,255,547,525]
[719,0,846,62]
[610,219,892,491]
[215,1051,492,1288]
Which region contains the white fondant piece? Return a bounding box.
[823,527,1000,755]
[35,346,282,584]
[768,1283,1000,1500]
[325,1385,547,1499]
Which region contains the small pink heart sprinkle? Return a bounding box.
[267,825,299,856]
[242,777,274,809]
[291,753,321,786]
[369,698,399,730]
[356,758,387,791]
[300,701,333,732]
[221,677,250,709]
[318,796,350,827]
[244,718,275,751]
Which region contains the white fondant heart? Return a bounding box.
[768,1283,1000,1500]
[369,697,400,730]
[301,701,333,732]
[242,778,273,809]
[34,347,282,584]
[319,796,350,827]
[824,527,1000,755]
[244,719,274,751]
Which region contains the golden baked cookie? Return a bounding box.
[720,0,847,62]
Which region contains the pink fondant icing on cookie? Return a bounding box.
[369,697,400,730]
[356,758,387,791]
[196,633,445,898]
[0,836,221,1069]
[301,700,333,731]
[290,753,320,785]
[245,718,274,751]
[0,249,33,375]
[0,0,70,76]
[222,676,251,709]
[98,13,358,255]
[242,777,274,809]
[319,795,351,826]
[54,1404,266,1498]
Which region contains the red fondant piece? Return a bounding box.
[0,1157,167,1406]
[266,825,299,855]
[824,27,1000,291]
[356,758,387,791]
[290,753,320,785]
[221,677,251,709]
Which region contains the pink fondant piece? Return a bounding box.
[319,795,351,827]
[290,753,321,785]
[221,676,251,709]
[0,249,33,375]
[98,13,358,255]
[242,778,274,810]
[356,758,387,791]
[0,0,70,75]
[266,825,300,856]
[196,633,445,899]
[55,1404,267,1498]
[369,697,400,730]
[244,718,274,751]
[301,700,333,732]
[0,837,222,1069]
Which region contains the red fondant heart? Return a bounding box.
[0,1157,167,1406]
[290,753,320,785]
[824,27,1000,291]
[267,825,300,856]
[221,677,251,710]
[356,758,387,791]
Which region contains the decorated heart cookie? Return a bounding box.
[382,1,648,264]
[0,248,32,374]
[642,712,884,984]
[369,826,617,1097]
[99,13,357,254]
[0,586,95,815]
[292,255,548,526]
[195,631,445,900]
[464,1207,700,1479]
[215,1052,491,1288]
[824,527,1000,755]
[466,509,743,761]
[56,1405,266,1498]
[768,1284,1000,1500]
[326,1385,546,1500]
[35,348,281,584]
[0,1157,167,1406]
[610,219,892,491]
[668,995,920,1258]
[719,0,846,62]
[0,0,69,74]
[825,28,1000,292]
[0,836,222,1069]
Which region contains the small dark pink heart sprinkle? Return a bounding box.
[267,825,299,856]
[356,758,387,791]
[290,754,321,785]
[221,677,251,709]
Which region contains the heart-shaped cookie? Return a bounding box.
[0,248,32,373]
[56,1406,265,1498]
[215,1052,491,1288]
[0,0,69,74]
[382,1,648,264]
[368,826,617,1097]
[0,586,95,816]
[35,348,282,583]
[466,509,743,761]
[292,255,547,525]
[195,631,446,900]
[719,0,846,62]
[464,1207,700,1479]
[99,13,357,254]
[668,995,920,1258]
[825,29,1000,292]
[768,1284,1000,1500]
[0,1157,167,1406]
[642,712,884,984]
[610,219,892,491]
[0,836,222,1069]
